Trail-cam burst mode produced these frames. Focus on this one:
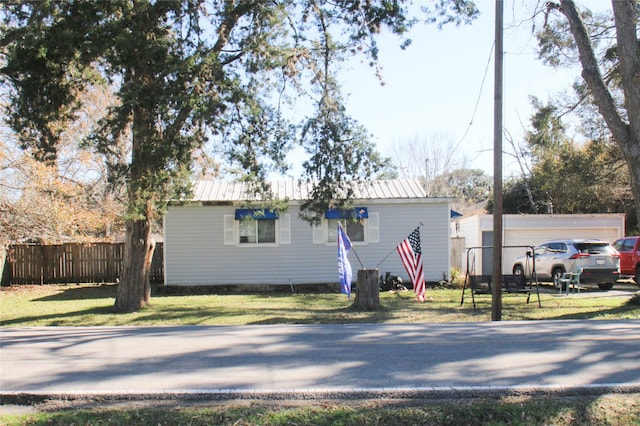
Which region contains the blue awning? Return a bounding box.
[450,210,463,218]
[325,207,368,219]
[235,208,279,220]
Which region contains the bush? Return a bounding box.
[449,267,465,288]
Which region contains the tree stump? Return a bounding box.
[354,269,381,310]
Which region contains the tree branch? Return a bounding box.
[557,0,631,145]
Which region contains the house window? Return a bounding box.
[234,209,279,245]
[224,211,291,246]
[314,207,378,245]
[239,219,276,244]
[327,219,365,243]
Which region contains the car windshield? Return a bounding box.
[574,243,614,254]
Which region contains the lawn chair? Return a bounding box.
[558,268,582,294]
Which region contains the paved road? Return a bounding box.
[2,320,640,399]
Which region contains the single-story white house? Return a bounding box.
[451,213,626,276]
[163,179,455,287]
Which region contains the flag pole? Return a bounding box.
[374,223,424,268]
[349,243,365,269]
[375,247,396,268]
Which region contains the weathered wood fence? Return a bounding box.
[3,242,164,285]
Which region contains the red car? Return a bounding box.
[612,236,640,284]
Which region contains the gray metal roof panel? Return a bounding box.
[188,178,427,202]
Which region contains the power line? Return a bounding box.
[453,41,495,153]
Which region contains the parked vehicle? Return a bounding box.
[511,239,620,290]
[612,236,640,284]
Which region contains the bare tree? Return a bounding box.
[0,84,128,243]
[504,128,536,212]
[391,132,462,195]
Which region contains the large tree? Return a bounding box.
[498,99,635,230]
[0,1,477,312]
[538,1,640,230]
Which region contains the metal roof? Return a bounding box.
[188,178,428,202]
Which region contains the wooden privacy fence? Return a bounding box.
[4,242,164,285]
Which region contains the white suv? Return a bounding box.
[511,239,621,290]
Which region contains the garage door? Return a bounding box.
[505,228,620,246]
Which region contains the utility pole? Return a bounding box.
[492,0,504,321]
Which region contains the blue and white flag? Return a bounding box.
[337,222,353,299]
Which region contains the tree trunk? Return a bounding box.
[113,217,155,313]
[611,0,640,231]
[112,48,157,314]
[354,269,381,310]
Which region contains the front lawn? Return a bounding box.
[1,282,638,326]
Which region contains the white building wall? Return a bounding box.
[450,214,480,272]
[451,213,625,275]
[164,201,451,286]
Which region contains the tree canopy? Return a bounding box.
[534,1,640,231]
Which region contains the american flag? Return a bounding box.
[396,227,426,302]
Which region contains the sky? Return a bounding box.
[318,0,597,179]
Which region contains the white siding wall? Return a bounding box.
[164,201,451,286]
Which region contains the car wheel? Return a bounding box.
[513,265,524,277]
[598,282,614,291]
[552,267,565,290]
[635,266,640,285]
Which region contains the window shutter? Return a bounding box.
[367,212,380,243]
[280,214,291,245]
[223,214,236,245]
[312,222,325,244]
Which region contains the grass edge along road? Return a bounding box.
[1,393,640,425]
[1,282,639,326]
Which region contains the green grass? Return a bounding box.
[1,283,639,327]
[2,394,639,426]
